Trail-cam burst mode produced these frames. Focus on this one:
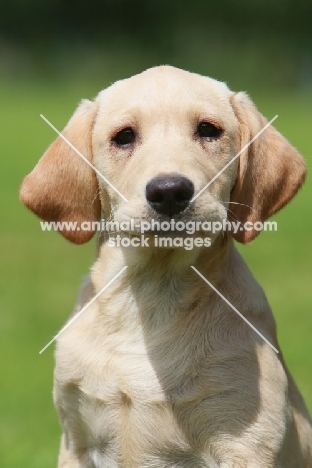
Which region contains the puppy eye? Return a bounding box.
[197,122,223,139]
[112,128,135,146]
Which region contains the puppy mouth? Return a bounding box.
[121,211,198,236]
[104,216,213,239]
[108,203,226,238]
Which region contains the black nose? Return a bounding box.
[146,174,194,217]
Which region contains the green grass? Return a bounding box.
[0,77,311,466]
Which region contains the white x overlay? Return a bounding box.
[39,113,279,354]
[39,266,128,354]
[40,114,129,202]
[191,266,279,353]
[191,115,278,202]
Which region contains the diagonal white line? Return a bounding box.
[191,115,278,203]
[191,266,279,354]
[40,114,129,203]
[39,266,128,354]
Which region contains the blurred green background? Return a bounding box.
[0,1,311,466]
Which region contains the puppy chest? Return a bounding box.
[57,361,199,466]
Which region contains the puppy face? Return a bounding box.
[20,66,306,245]
[92,67,240,241]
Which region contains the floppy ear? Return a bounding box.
[229,92,306,244]
[20,100,101,244]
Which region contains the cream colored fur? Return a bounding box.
[20,66,312,467]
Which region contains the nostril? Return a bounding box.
[146,174,194,217]
[175,188,192,202]
[149,191,165,204]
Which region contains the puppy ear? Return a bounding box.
[229,92,306,244]
[20,100,101,244]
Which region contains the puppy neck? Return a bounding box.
[92,233,231,318]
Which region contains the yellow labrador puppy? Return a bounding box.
[20,66,312,467]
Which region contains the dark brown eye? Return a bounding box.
[198,122,223,139]
[112,128,135,146]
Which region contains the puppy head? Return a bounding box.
[20,66,306,246]
[92,67,240,244]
